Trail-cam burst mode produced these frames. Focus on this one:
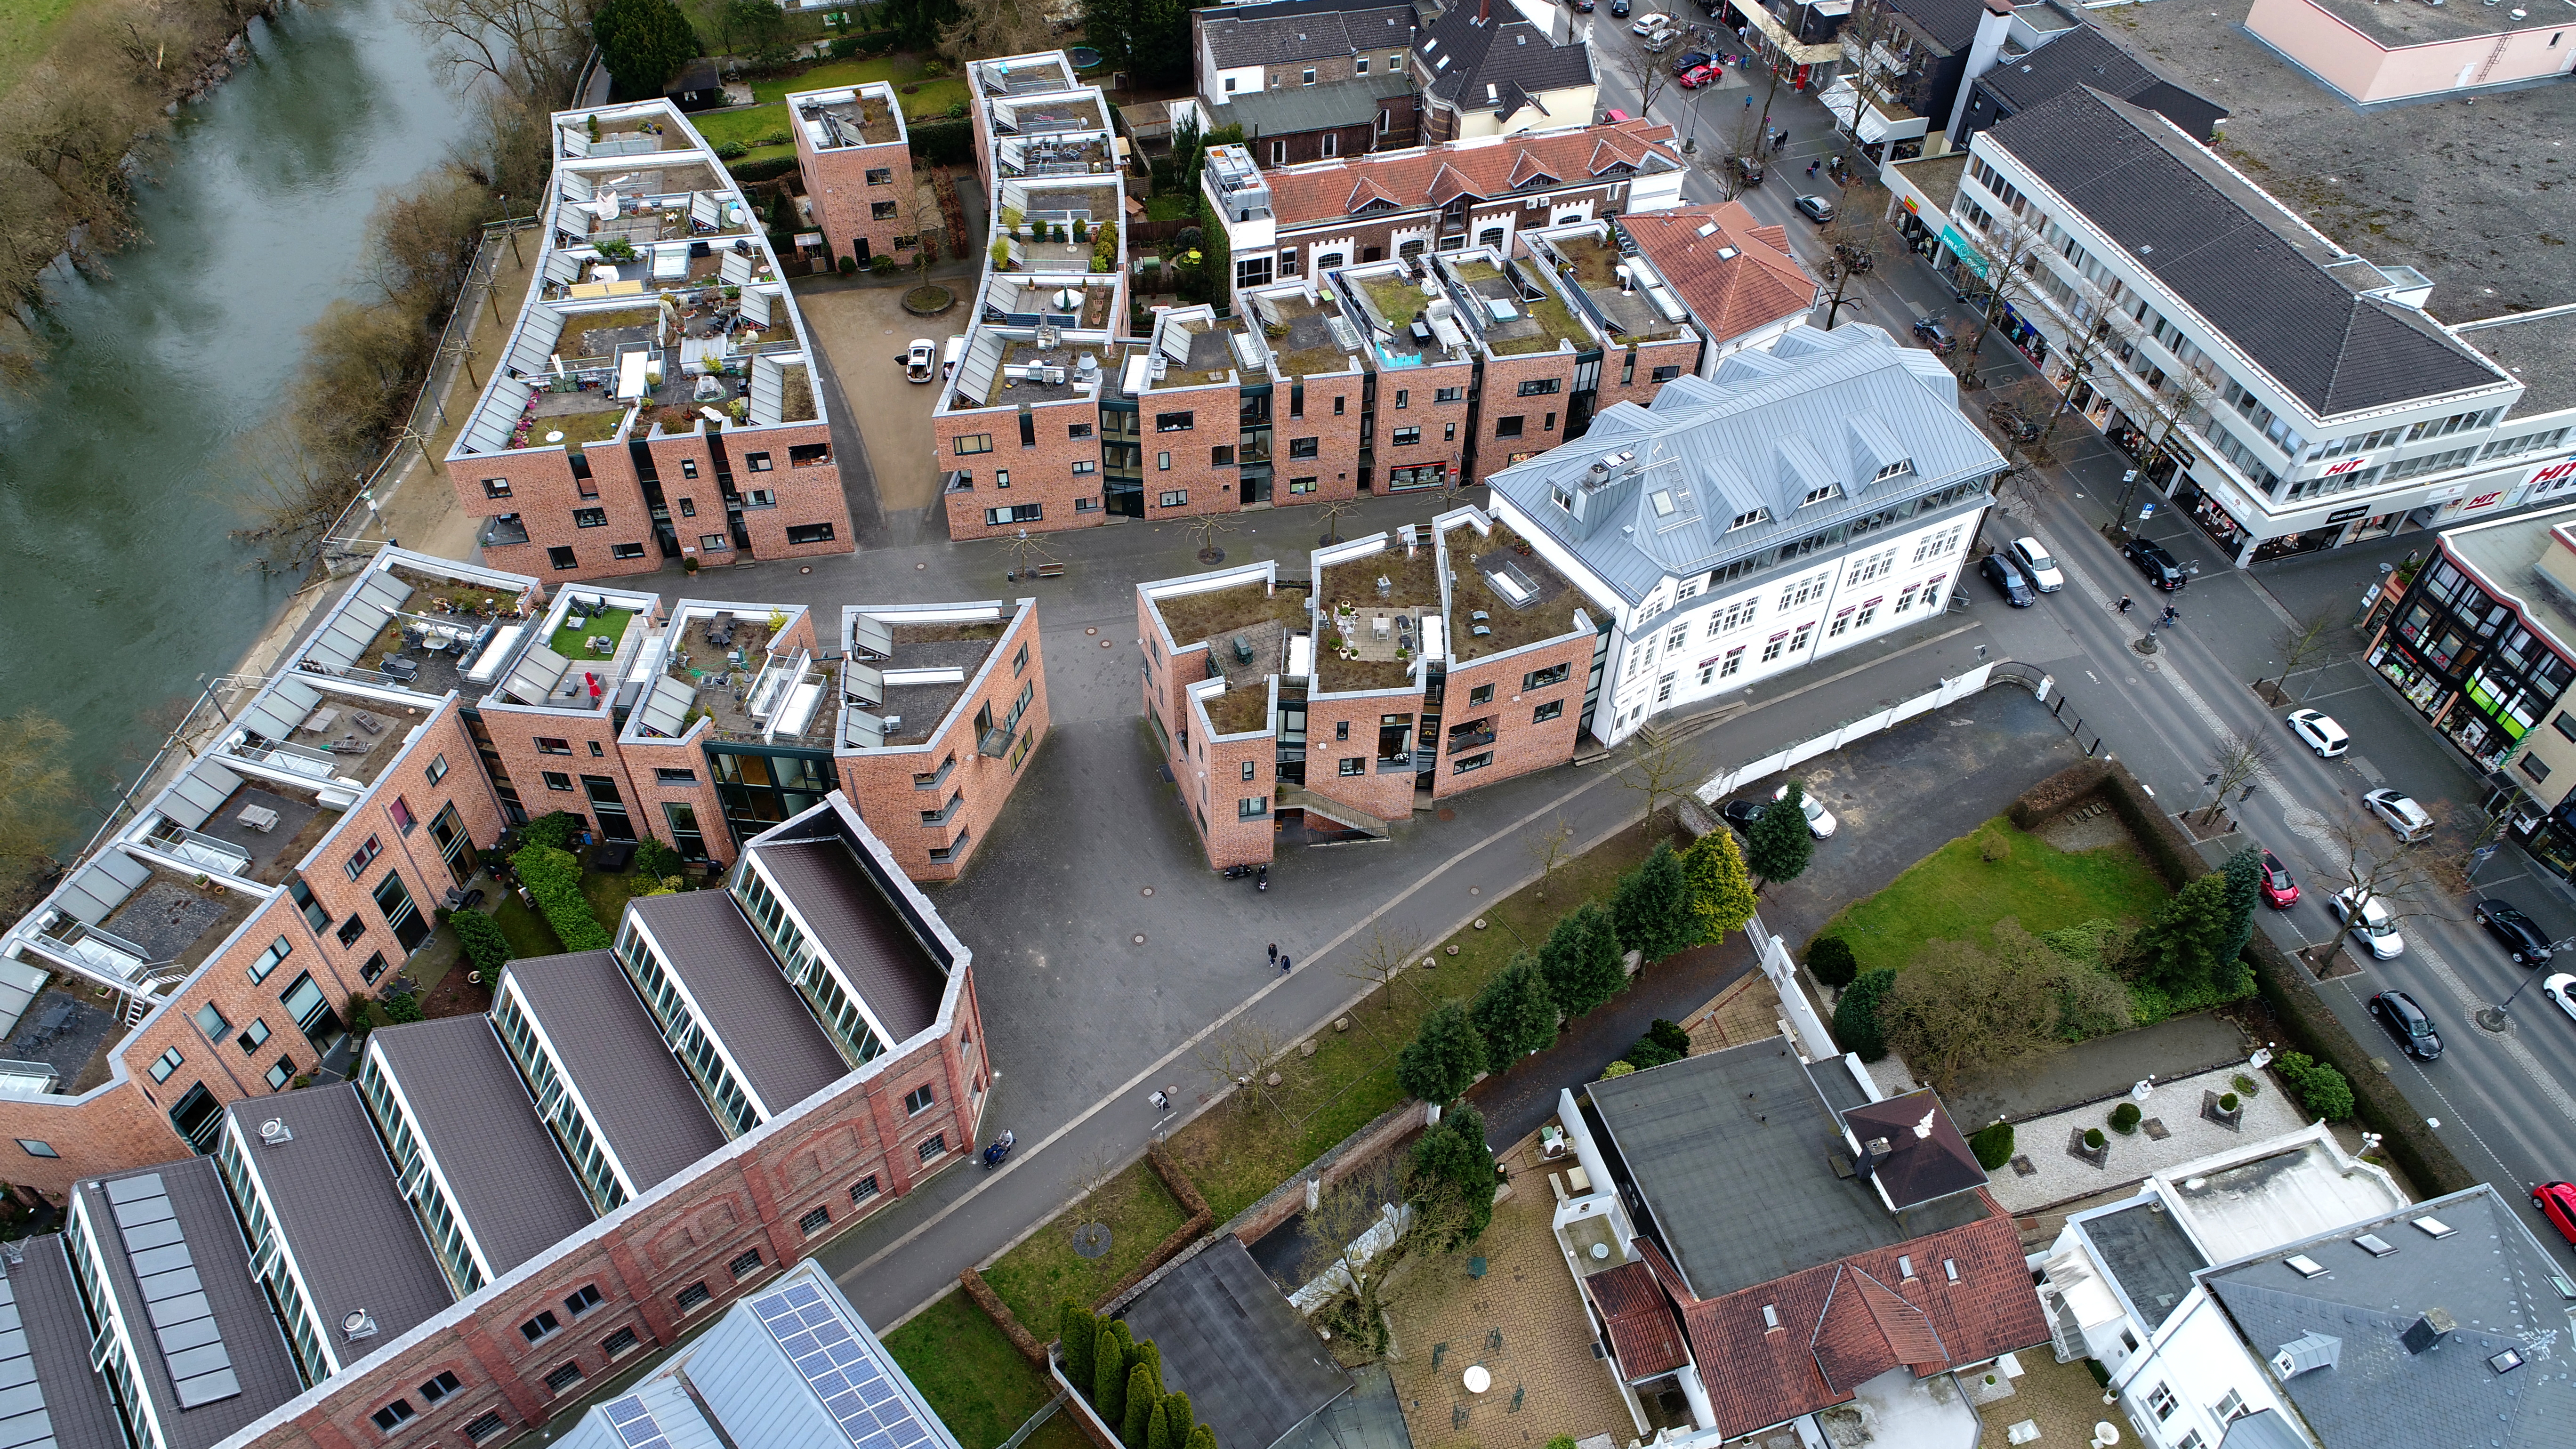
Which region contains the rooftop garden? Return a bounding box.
[695,56,968,166]
[1150,580,1307,652]
[1202,677,1272,737]
[779,364,816,423]
[1317,543,1442,693]
[1445,521,1586,661]
[517,405,633,450]
[1360,274,1431,328]
[1451,261,1587,357]
[548,605,638,661]
[568,307,664,359]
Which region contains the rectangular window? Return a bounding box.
[743,489,775,508]
[1069,422,1094,438]
[1157,452,1172,471]
[1288,436,1319,459]
[564,1284,603,1317]
[1339,757,1365,776]
[1240,760,1258,781]
[954,434,993,455]
[918,1133,948,1161]
[1468,684,1495,705]
[1392,426,1421,446]
[1517,378,1562,396]
[238,1018,271,1052]
[1335,395,1347,415]
[1495,416,1524,439]
[905,1083,936,1115]
[193,1002,228,1038]
[338,914,368,948]
[729,1249,763,1279]
[610,541,645,560]
[654,767,700,787]
[249,935,292,984]
[866,167,893,185]
[360,952,388,985]
[535,736,572,755]
[2523,754,2552,783]
[603,1327,640,1359]
[1453,752,1492,774]
[744,452,772,472]
[676,1282,712,1313]
[547,547,577,571]
[265,1058,294,1090]
[1159,490,1188,507]
[466,1414,508,1445]
[16,1141,55,1159]
[2147,1385,2176,1421]
[388,797,416,835]
[1156,411,1195,432]
[1239,797,1268,818]
[1651,365,1681,383]
[852,1175,881,1203]
[982,505,1043,527]
[1394,390,1409,409]
[345,835,383,880]
[572,507,606,529]
[1533,700,1563,723]
[1210,445,1234,467]
[786,522,837,545]
[872,200,899,220]
[521,1311,561,1344]
[420,1371,461,1404]
[149,1048,182,1083]
[800,1205,833,1234]
[1523,663,1571,690]
[543,1362,584,1395]
[700,534,733,552]
[372,1400,416,1433]
[678,493,695,512]
[543,771,574,791]
[482,478,512,499]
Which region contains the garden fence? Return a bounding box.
[1693,661,2000,804]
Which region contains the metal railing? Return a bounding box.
[142,823,253,875]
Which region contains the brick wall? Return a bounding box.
[1298,689,1423,823]
[1273,370,1367,503]
[1471,350,1588,485]
[1368,359,1475,493]
[1430,635,1591,799]
[1137,379,1248,520]
[480,700,643,842]
[798,138,917,266]
[446,448,663,584]
[940,397,1106,539]
[722,423,853,559]
[1179,712,1274,869]
[615,733,731,868]
[836,605,1049,880]
[1598,334,1705,413]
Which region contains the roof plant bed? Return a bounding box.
[1204,680,1271,736]
[1361,274,1431,327]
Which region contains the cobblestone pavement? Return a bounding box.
[1973,1350,2134,1449]
[1988,1063,2306,1216]
[1384,1141,1636,1449]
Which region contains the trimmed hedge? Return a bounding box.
[725,155,801,186]
[908,118,975,167]
[448,909,515,975]
[1968,1121,2014,1171]
[513,844,612,952]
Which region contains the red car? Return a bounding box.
[2536,1181,2576,1246]
[1678,64,1722,89]
[2259,850,2298,909]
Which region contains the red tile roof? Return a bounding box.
[1264,121,1680,231]
[1583,1261,1690,1377]
[1618,201,1816,347]
[1675,1216,2048,1439]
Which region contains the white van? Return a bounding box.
[941,335,966,382]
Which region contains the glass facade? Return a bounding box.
[491,983,630,1213]
[612,920,762,1135]
[731,860,886,1068]
[216,1126,331,1385]
[2375,556,2574,772]
[706,748,832,847]
[356,1049,486,1296]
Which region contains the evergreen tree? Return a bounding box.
[1059,1299,1097,1390]
[1744,782,1815,887]
[1538,902,1627,1017]
[1469,951,1559,1063]
[1407,1103,1497,1248]
[1395,999,1486,1104]
[1081,0,1137,66]
[1612,842,1694,964]
[592,0,700,98]
[1681,829,1759,943]
[1092,1323,1126,1420]
[1159,1392,1194,1449]
[1145,1401,1174,1449]
[1184,1425,1220,1449]
[1805,936,1859,989]
[2132,872,2236,996]
[1120,1364,1158,1449]
[1133,1340,1162,1398]
[1130,0,1192,86]
[1834,967,1899,1062]
[2218,847,2262,968]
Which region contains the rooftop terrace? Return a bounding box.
[1338,265,1474,369]
[1244,284,1364,380]
[1317,534,1443,694]
[841,605,1014,751]
[983,274,1119,331]
[1443,254,1590,358]
[1141,307,1271,393]
[791,86,903,150]
[625,604,833,751]
[1440,517,1587,662]
[951,332,1111,409]
[1543,230,1687,345]
[974,54,1075,95]
[1148,578,1311,737]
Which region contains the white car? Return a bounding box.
[2329,887,2406,960]
[2010,537,2064,593]
[2362,787,2434,843]
[1630,12,1669,32]
[1771,782,1837,839]
[901,338,937,383]
[2543,973,2576,1025]
[2286,708,2350,758]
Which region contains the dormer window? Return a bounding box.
[1802,483,1841,507]
[1729,508,1770,531]
[1550,483,1575,513]
[1650,489,1677,517]
[1874,459,1913,482]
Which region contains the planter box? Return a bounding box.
[2202,1089,2243,1132]
[2066,1126,2109,1169]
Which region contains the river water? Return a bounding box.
[0,0,475,845]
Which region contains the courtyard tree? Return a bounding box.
[1523,813,1576,898]
[1409,1103,1498,1248]
[2127,870,2251,1011]
[1395,999,1486,1104]
[1621,728,1696,837]
[1538,901,1628,1018]
[1834,967,1899,1061]
[1681,827,1758,943]
[1340,920,1428,1014]
[590,0,700,98]
[1060,1299,1099,1388]
[1469,951,1559,1063]
[1744,781,1814,887]
[1612,841,1694,964]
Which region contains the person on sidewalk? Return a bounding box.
[2117,595,2133,614]
[2159,605,2180,629]
[1807,160,1819,177]
[1266,942,1279,968]
[1279,953,1293,975]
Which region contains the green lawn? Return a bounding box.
[980,1159,1190,1328]
[547,606,636,661]
[580,866,663,928]
[0,0,91,94]
[883,1292,1069,1449]
[1816,817,2171,975]
[694,56,969,153]
[490,896,565,961]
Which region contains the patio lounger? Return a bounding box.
[352,711,385,734]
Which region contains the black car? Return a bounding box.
[1730,155,1764,188]
[2474,898,2555,965]
[2369,990,2443,1061]
[1610,0,1629,14]
[1720,799,1769,833]
[2123,535,2190,591]
[1673,50,1711,73]
[1980,553,2035,607]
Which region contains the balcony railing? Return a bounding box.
[143,823,253,877]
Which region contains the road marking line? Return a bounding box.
[2409,938,2576,1124]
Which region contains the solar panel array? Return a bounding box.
[750,1282,931,1449]
[603,1395,675,1449]
[0,1269,58,1449]
[101,1174,240,1409]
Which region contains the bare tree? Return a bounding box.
[1166,515,1237,565]
[1817,180,1893,330]
[938,0,1060,70]
[2310,801,2457,930]
[1316,495,1362,546]
[2267,608,2339,702]
[1524,814,1577,899]
[1339,921,1427,1013]
[2106,368,2221,537]
[1989,457,2054,526]
[1832,0,1907,152]
[1192,1017,1292,1119]
[2198,728,2280,824]
[1062,1141,1124,1222]
[2422,798,2512,899]
[1707,105,1768,201]
[1611,31,1679,128]
[1952,209,2053,389]
[406,0,593,103]
[2032,275,2143,443]
[1622,728,1697,838]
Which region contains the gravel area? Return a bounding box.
[1988,1063,2306,1215]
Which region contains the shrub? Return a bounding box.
[757,129,790,148]
[380,990,425,1025]
[2218,1092,2239,1112]
[918,59,946,77]
[838,256,858,274]
[1969,1121,2015,1171]
[1835,968,1898,1062]
[2083,1127,2106,1150]
[1979,829,2010,863]
[1408,1103,1497,1248]
[2274,1050,2356,1121]
[726,156,802,185]
[1396,1000,1486,1104]
[449,909,515,975]
[990,237,1012,268]
[1621,1036,1682,1071]
[346,993,375,1044]
[1601,1061,1637,1079]
[1806,935,1859,989]
[870,255,899,274]
[712,139,748,159]
[521,811,584,853]
[512,844,613,952]
[633,838,683,880]
[1646,1019,1691,1056]
[2109,1101,2141,1135]
[1061,1300,1098,1386]
[2232,1072,2260,1098]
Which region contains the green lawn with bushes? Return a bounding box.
[1817,818,2169,974]
[980,1159,1190,1330]
[692,56,967,157]
[880,1293,1087,1449]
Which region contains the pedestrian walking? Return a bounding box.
[1744,95,1754,109]
[1279,953,1293,975]
[2158,605,2180,631]
[1149,1088,1169,1112]
[1807,160,1819,177]
[2117,595,2133,614]
[1266,942,1279,967]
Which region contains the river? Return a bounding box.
[0,0,476,849]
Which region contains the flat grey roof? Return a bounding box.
[2079,1199,2206,1332]
[8,1235,129,1449]
[2441,505,2576,655]
[2457,309,2576,417]
[503,950,725,1192]
[370,1016,596,1276]
[1121,1239,1350,1449]
[628,891,850,1112]
[77,1159,305,1449]
[223,1086,455,1352]
[748,837,945,1041]
[1586,1041,1987,1301]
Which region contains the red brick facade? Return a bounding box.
[836,603,1049,881]
[789,85,916,267]
[1429,636,1592,798]
[939,394,1106,539]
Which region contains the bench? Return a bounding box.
[1033,562,1066,579]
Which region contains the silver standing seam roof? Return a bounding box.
[500,950,727,1193]
[1486,323,2004,605]
[0,1236,127,1449]
[367,1016,597,1278]
[626,892,851,1111]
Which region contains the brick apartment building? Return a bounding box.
[1138,506,1597,866]
[787,81,918,267]
[6,792,988,1449]
[444,98,853,583]
[0,546,1046,1204]
[1192,0,1421,164]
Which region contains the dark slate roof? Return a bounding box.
[2200,1184,2576,1449]
[1840,1089,1986,1210]
[1984,88,2508,418]
[2077,1198,2206,1332]
[76,1159,306,1449]
[749,837,946,1042]
[8,1235,129,1449]
[502,950,725,1193]
[1121,1239,1350,1449]
[222,1086,455,1350]
[1584,1041,1988,1301]
[369,1016,596,1276]
[1883,0,1991,53]
[627,891,850,1110]
[1202,0,1418,69]
[1214,71,1416,137]
[1417,0,1592,110]
[1976,24,2226,141]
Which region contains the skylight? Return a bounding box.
[1650,489,1676,517]
[2286,1255,2328,1278]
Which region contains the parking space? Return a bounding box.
[795,284,963,519]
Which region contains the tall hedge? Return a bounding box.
[447,909,515,975]
[512,844,612,951]
[909,118,976,166]
[1835,968,1898,1062]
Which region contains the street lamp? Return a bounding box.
[2474,934,2576,1032]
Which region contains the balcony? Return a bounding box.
[480,515,531,547]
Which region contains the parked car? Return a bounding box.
[2258,849,2298,909]
[1599,108,1632,123]
[1628,9,1664,31]
[1610,0,1629,14]
[1730,155,1765,188]
[1794,194,1836,224]
[2362,787,2435,843]
[901,338,937,383]
[1678,63,1722,88]
[2123,535,2190,590]
[2368,988,2442,1060]
[1642,27,1677,50]
[2535,1181,2576,1245]
[1720,798,1768,833]
[1672,49,1711,73]
[1980,552,2036,608]
[2475,898,2556,964]
[2331,887,2406,960]
[1772,782,1838,838]
[2009,536,2064,592]
[2285,708,2349,758]
[1569,0,1594,10]
[2542,974,2576,1026]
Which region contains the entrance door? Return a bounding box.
[169,1084,224,1153]
[855,236,871,263]
[655,523,681,559]
[584,776,636,841]
[373,871,433,952]
[279,972,346,1058]
[427,803,477,886]
[1241,471,1273,506]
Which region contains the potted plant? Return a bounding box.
[2109,1102,2141,1135]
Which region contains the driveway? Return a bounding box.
[795,283,965,535]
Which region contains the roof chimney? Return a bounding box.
[2400,1309,2457,1356]
[1480,0,1489,22]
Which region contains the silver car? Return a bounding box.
[2010,536,2063,592]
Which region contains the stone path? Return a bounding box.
[1988,1063,2306,1215]
[1973,1351,2135,1449]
